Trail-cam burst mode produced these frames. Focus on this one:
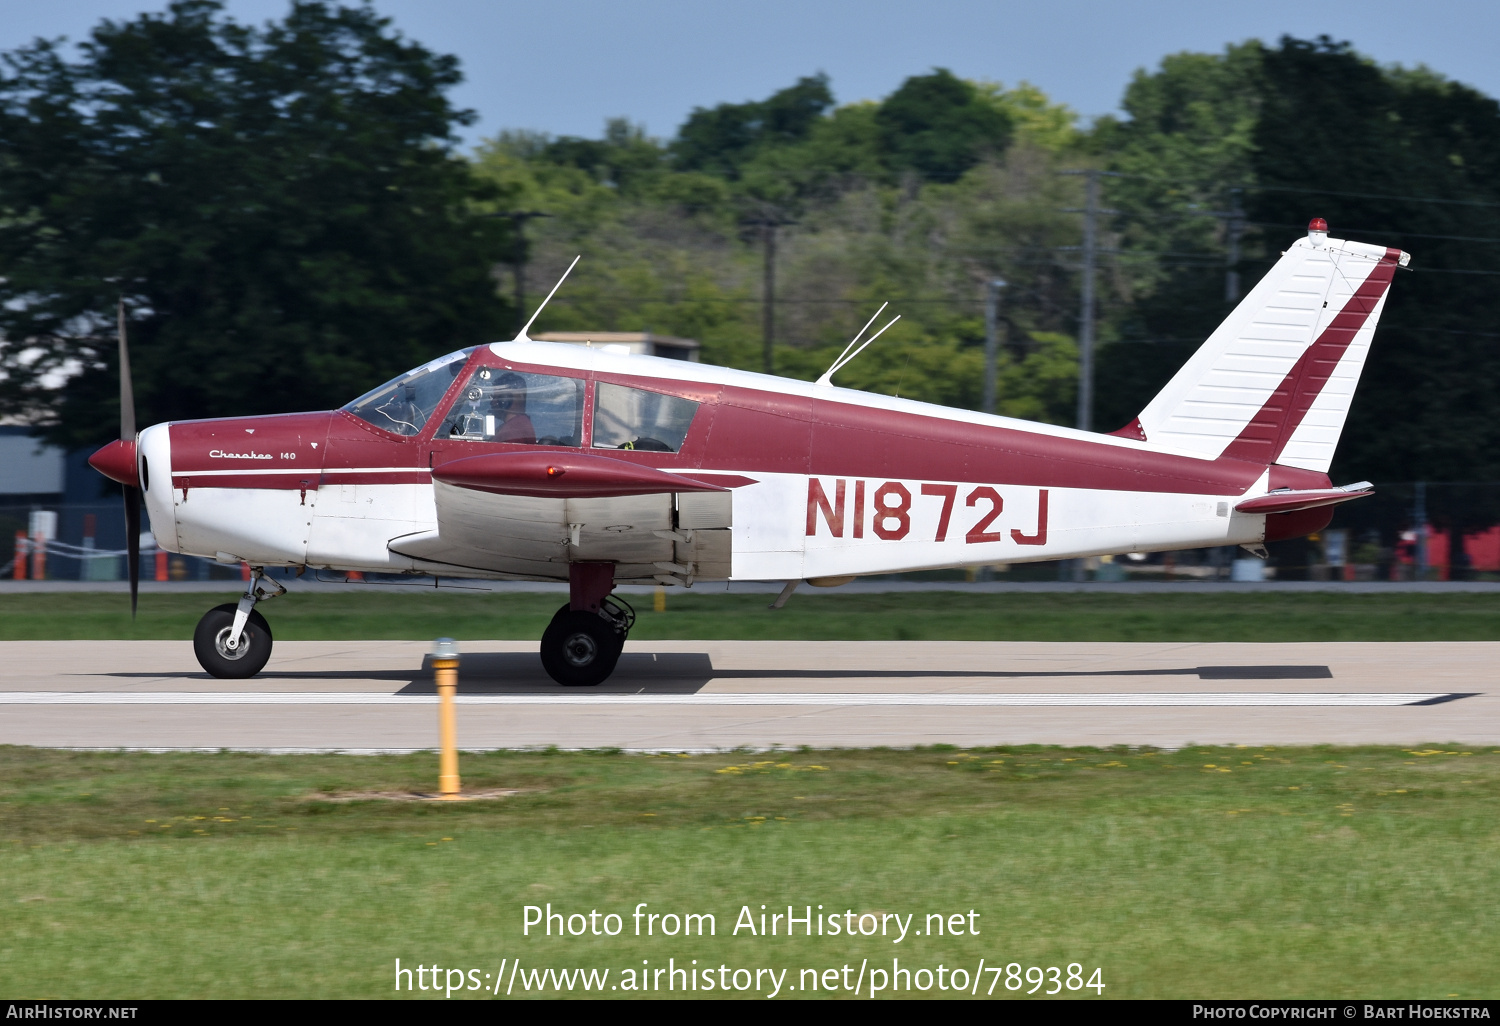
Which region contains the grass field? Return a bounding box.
[2,589,1499,642]
[0,745,1496,999]
[4,591,1496,999]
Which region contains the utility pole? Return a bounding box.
[762,221,777,375]
[742,208,794,375]
[1059,169,1121,432]
[978,283,1005,585]
[1224,187,1244,303]
[1413,481,1429,580]
[1076,169,1100,431]
[982,278,1007,415]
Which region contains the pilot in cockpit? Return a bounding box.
[489,371,536,443]
[449,369,536,443]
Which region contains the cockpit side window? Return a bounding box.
[343,349,472,436]
[592,383,699,453]
[444,369,584,446]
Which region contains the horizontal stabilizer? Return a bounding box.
[1234,481,1373,515]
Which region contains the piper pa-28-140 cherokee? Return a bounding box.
[88,219,1406,685]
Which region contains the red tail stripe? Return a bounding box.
[1221,248,1400,464]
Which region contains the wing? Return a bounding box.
[388,451,741,584]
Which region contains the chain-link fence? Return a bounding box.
[1,502,246,582]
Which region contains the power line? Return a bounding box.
[1117,209,1500,245]
[1248,182,1500,210]
[1102,170,1500,210]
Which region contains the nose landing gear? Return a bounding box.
[540,562,632,686]
[193,568,283,679]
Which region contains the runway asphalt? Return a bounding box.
[0,639,1494,751]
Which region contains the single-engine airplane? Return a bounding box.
[88,219,1406,685]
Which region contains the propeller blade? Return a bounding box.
[119,299,139,617]
[118,298,135,440]
[125,487,141,618]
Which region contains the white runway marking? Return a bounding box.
[0,691,1462,707]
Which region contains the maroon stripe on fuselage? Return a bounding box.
[170,472,435,489]
[1221,248,1399,464]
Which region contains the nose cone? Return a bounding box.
[89,438,139,487]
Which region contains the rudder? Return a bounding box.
[1123,220,1408,473]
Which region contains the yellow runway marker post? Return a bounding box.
[432,637,462,800]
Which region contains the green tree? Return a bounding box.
[473,73,1085,421]
[0,0,513,449]
[1094,37,1500,480]
[1091,42,1265,433]
[672,73,834,179]
[1249,37,1500,481]
[874,68,1013,182]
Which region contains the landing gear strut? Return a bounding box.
[193,568,283,679]
[540,562,632,686]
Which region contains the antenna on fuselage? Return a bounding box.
[514,254,581,341]
[815,303,901,386]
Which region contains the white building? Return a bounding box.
[532,331,700,362]
[0,427,64,499]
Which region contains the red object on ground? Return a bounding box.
[155,551,168,582]
[347,571,364,582]
[1426,531,1450,576]
[1464,525,1500,572]
[13,531,26,580]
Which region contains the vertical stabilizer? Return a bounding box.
[1129,221,1407,472]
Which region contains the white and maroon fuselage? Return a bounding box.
[129,340,1327,586]
[107,228,1404,589]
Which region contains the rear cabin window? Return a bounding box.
[443,369,584,446]
[592,383,699,453]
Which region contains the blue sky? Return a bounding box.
[4,0,1497,147]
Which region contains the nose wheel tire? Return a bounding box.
[193,603,274,679]
[540,606,624,686]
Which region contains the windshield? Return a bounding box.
[343,349,473,436]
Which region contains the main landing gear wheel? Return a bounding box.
[193,603,274,679]
[540,603,627,686]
